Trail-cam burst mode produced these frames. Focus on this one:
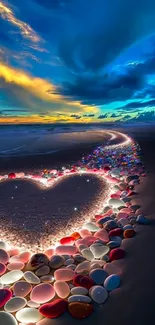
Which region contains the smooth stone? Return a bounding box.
[73,254,85,263]
[97,216,113,226]
[110,248,125,261]
[123,229,135,238]
[24,271,40,284]
[37,319,54,325]
[108,199,124,208]
[66,264,76,270]
[75,261,90,274]
[30,284,55,303]
[94,229,109,242]
[35,265,50,276]
[110,236,122,245]
[27,300,40,308]
[0,241,7,250]
[83,222,99,232]
[104,262,121,275]
[16,308,42,323]
[103,206,111,213]
[7,262,25,271]
[73,275,95,289]
[107,241,120,248]
[90,245,109,258]
[54,281,70,298]
[89,269,108,284]
[123,225,134,230]
[89,285,108,304]
[104,274,121,291]
[68,302,93,319]
[78,244,89,252]
[117,212,129,219]
[55,245,76,255]
[54,268,75,281]
[90,263,102,271]
[39,299,68,318]
[79,229,92,238]
[136,215,149,225]
[61,254,71,260]
[44,248,54,259]
[27,254,49,271]
[76,236,96,247]
[49,255,65,269]
[119,218,129,226]
[81,249,94,261]
[13,281,32,297]
[104,220,118,231]
[1,270,23,284]
[71,287,88,295]
[19,252,31,264]
[0,289,12,307]
[130,204,140,212]
[4,297,27,313]
[60,236,75,245]
[40,275,54,283]
[0,312,17,325]
[90,259,105,267]
[101,255,110,262]
[0,249,10,264]
[68,295,91,303]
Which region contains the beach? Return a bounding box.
[0,125,154,324]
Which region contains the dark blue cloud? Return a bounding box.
[98,114,108,119]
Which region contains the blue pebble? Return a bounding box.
[104,274,121,291]
[136,215,149,225]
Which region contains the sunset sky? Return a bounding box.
[1,0,155,123]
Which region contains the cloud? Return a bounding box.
[70,114,81,119]
[83,114,95,117]
[110,113,120,118]
[119,99,155,111]
[98,114,108,119]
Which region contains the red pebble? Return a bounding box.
[110,248,125,261]
[111,194,120,199]
[39,299,68,318]
[60,236,75,245]
[0,263,6,275]
[73,275,95,289]
[103,166,110,172]
[95,215,104,220]
[0,289,12,308]
[109,228,123,237]
[8,172,16,179]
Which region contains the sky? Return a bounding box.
[1,0,155,124]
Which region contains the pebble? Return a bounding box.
[104,274,121,291]
[27,253,49,271]
[79,229,92,238]
[39,299,68,318]
[110,248,125,261]
[0,312,17,325]
[0,249,10,264]
[54,268,75,281]
[0,289,12,308]
[64,258,74,266]
[108,199,124,208]
[16,308,42,323]
[73,254,86,262]
[19,252,31,264]
[136,215,149,225]
[89,269,108,284]
[55,245,76,255]
[109,228,123,236]
[104,262,121,275]
[44,248,54,259]
[90,244,109,258]
[7,262,25,271]
[104,220,118,231]
[49,255,65,269]
[30,283,55,303]
[54,281,70,298]
[60,236,75,245]
[35,265,50,276]
[89,285,108,304]
[73,274,94,289]
[107,241,120,248]
[40,275,54,283]
[4,297,27,313]
[75,261,90,274]
[24,271,40,284]
[1,270,23,285]
[0,242,7,250]
[13,281,32,297]
[83,222,99,232]
[94,229,109,242]
[71,287,88,295]
[81,248,94,261]
[68,302,93,319]
[68,295,91,303]
[123,229,135,238]
[27,300,40,308]
[0,262,6,275]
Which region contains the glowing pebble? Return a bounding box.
[0,249,10,264]
[54,281,70,298]
[89,269,108,285]
[35,265,50,276]
[44,248,54,259]
[108,199,124,208]
[70,232,80,240]
[7,262,25,271]
[30,283,55,303]
[4,297,27,313]
[24,271,40,284]
[27,300,40,308]
[0,262,6,275]
[40,275,54,283]
[79,229,92,238]
[75,261,90,274]
[8,248,20,257]
[27,254,49,271]
[90,245,109,259]
[94,229,109,243]
[71,287,88,295]
[16,308,42,324]
[81,249,94,261]
[117,212,129,219]
[39,299,68,318]
[13,281,32,297]
[89,285,108,304]
[1,270,23,285]
[0,241,7,250]
[0,311,17,325]
[60,236,75,245]
[54,268,75,281]
[83,222,99,232]
[104,274,121,291]
[49,255,65,269]
[55,245,76,255]
[68,295,91,303]
[19,252,31,264]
